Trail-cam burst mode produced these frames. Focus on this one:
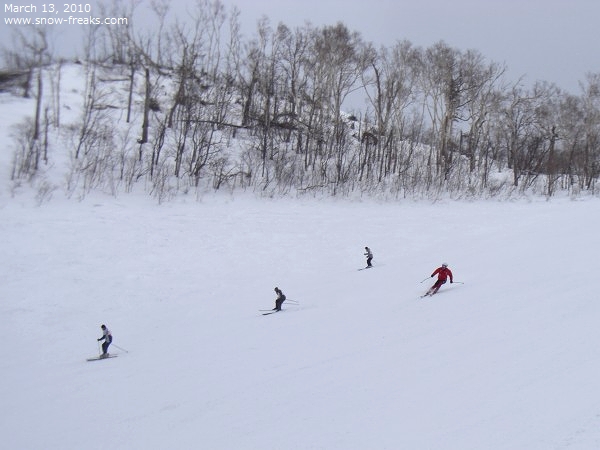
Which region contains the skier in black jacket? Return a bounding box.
[364,247,373,268]
[273,287,286,311]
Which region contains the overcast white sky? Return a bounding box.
[220,0,599,94]
[2,0,599,94]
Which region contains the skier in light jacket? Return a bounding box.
[97,324,113,357]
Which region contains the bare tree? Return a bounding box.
[9,27,52,179]
[579,73,600,191]
[310,23,367,190]
[362,40,420,182]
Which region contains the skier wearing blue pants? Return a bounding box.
[97,324,112,357]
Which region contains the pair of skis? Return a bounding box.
[86,354,118,362]
[259,299,298,315]
[87,343,129,361]
[420,281,464,298]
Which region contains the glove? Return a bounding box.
[97,338,101,341]
[431,274,434,277]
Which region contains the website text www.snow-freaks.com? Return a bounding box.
[4,3,128,26]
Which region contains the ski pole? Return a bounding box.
[112,344,129,353]
[452,281,465,284]
[97,341,102,356]
[420,277,431,283]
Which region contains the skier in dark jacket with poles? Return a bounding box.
[273,287,286,311]
[97,324,112,357]
[425,263,453,296]
[364,247,373,268]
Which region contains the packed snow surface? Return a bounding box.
[2,195,599,449]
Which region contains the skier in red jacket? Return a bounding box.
[425,263,453,296]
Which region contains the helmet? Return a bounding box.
[441,263,448,268]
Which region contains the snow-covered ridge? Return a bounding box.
[2,58,598,203]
